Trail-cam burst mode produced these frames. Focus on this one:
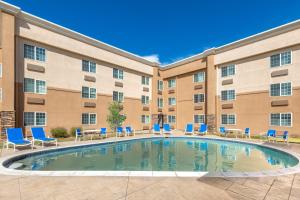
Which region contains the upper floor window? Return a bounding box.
[270,51,291,67]
[141,95,150,105]
[82,113,97,125]
[270,82,291,96]
[24,44,46,62]
[113,91,124,102]
[221,114,236,125]
[168,115,176,123]
[194,94,205,103]
[157,98,163,108]
[221,65,235,77]
[168,79,176,88]
[24,112,46,126]
[168,97,176,106]
[158,80,163,91]
[194,72,205,83]
[270,113,292,127]
[194,115,205,124]
[113,68,123,80]
[24,78,47,94]
[82,86,96,99]
[82,60,96,73]
[141,115,150,124]
[221,90,235,101]
[0,63,2,78]
[142,76,150,85]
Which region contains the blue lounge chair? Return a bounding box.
[75,128,83,142]
[163,124,172,135]
[198,124,207,135]
[267,129,276,142]
[31,127,57,147]
[125,126,135,136]
[219,127,227,136]
[100,128,107,138]
[153,124,161,135]
[116,127,124,137]
[244,128,250,138]
[276,131,289,144]
[5,128,32,151]
[184,124,194,135]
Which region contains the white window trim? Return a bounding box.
[221,114,236,125]
[158,98,163,108]
[142,76,150,86]
[82,87,97,99]
[221,64,235,78]
[168,115,176,124]
[24,78,47,95]
[221,90,236,102]
[158,80,164,91]
[270,50,293,68]
[193,114,205,124]
[23,112,47,127]
[0,88,2,102]
[0,63,2,78]
[81,113,97,125]
[141,95,150,105]
[113,68,124,80]
[24,44,46,62]
[193,72,205,83]
[141,115,150,124]
[269,82,292,97]
[269,112,293,127]
[168,79,176,88]
[168,97,176,106]
[113,91,124,102]
[193,93,205,103]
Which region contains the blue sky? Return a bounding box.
[4,0,300,65]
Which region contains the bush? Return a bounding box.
[51,127,69,138]
[70,127,82,137]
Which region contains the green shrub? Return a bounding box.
[51,127,69,138]
[70,127,82,137]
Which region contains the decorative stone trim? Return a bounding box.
[271,100,289,107]
[222,104,233,109]
[84,102,96,108]
[143,106,149,111]
[157,90,162,95]
[143,87,149,92]
[27,64,45,73]
[194,106,203,110]
[168,107,175,111]
[222,79,233,85]
[271,69,288,77]
[115,82,123,87]
[84,75,96,82]
[157,108,162,112]
[168,89,175,94]
[194,85,203,90]
[27,97,45,105]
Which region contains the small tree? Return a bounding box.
[106,101,126,132]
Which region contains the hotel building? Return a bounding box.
[0,1,300,136]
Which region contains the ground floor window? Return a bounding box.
[221,114,235,125]
[82,113,97,125]
[270,113,292,127]
[168,115,176,123]
[194,115,205,124]
[24,112,46,126]
[141,115,150,124]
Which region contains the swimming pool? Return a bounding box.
[2,137,299,177]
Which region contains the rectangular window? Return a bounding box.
[35,47,46,61]
[221,65,235,77]
[81,87,96,99]
[157,98,163,108]
[270,51,291,67]
[168,79,176,88]
[81,113,96,125]
[193,72,205,83]
[82,60,96,73]
[271,113,292,127]
[141,95,150,105]
[142,76,150,85]
[141,115,150,124]
[0,88,2,102]
[24,78,35,93]
[113,91,124,102]
[24,44,46,61]
[194,115,205,124]
[158,80,163,91]
[0,63,2,78]
[113,68,124,79]
[35,80,46,94]
[194,94,205,103]
[24,112,46,126]
[168,97,176,106]
[89,113,97,125]
[82,113,89,125]
[24,78,46,94]
[221,114,236,125]
[221,90,235,101]
[168,115,176,123]
[24,44,35,60]
[270,82,291,96]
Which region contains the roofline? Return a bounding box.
[0,1,158,67]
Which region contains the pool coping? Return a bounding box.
[0,135,300,178]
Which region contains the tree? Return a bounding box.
[106,101,126,132]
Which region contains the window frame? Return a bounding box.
[168,79,176,88]
[194,114,205,124]
[221,90,236,101]
[82,60,96,73]
[158,80,163,91]
[23,112,47,127]
[141,115,150,124]
[0,63,2,78]
[113,68,124,80]
[81,113,97,125]
[193,93,205,103]
[168,115,176,124]
[81,86,97,99]
[24,44,46,62]
[270,51,292,68]
[193,72,205,83]
[168,97,176,106]
[24,78,47,94]
[221,114,236,125]
[141,95,150,105]
[270,113,292,127]
[142,76,150,85]
[221,64,235,78]
[113,91,124,102]
[270,82,292,97]
[157,98,163,108]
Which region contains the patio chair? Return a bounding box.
[100,128,107,138]
[266,129,276,142]
[31,127,57,147]
[75,128,83,142]
[198,124,207,135]
[244,128,250,138]
[5,128,32,151]
[152,124,161,135]
[276,131,289,144]
[116,127,124,137]
[219,127,227,137]
[184,124,194,135]
[125,126,135,136]
[163,124,173,135]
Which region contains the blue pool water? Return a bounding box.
[9,138,299,172]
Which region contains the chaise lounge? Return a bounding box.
[5,128,32,151]
[31,127,57,147]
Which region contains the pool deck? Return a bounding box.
[0,133,300,200]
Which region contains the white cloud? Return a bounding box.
[141,54,160,63]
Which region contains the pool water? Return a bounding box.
[12,138,299,172]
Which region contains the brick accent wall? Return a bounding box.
[0,111,16,135]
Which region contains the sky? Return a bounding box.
[4,0,300,65]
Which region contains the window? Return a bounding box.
[141,115,150,124]
[271,113,292,127]
[270,51,291,67]
[24,78,46,94]
[168,79,176,88]
[82,113,97,125]
[82,60,96,73]
[113,68,123,79]
[24,112,46,126]
[24,44,46,61]
[194,72,205,83]
[142,76,150,85]
[168,97,176,106]
[158,80,163,91]
[270,82,291,96]
[168,115,176,123]
[141,95,149,105]
[221,65,235,77]
[194,94,205,103]
[221,114,236,125]
[0,63,2,78]
[221,90,235,101]
[113,91,124,102]
[194,115,205,124]
[157,98,163,108]
[82,87,96,99]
